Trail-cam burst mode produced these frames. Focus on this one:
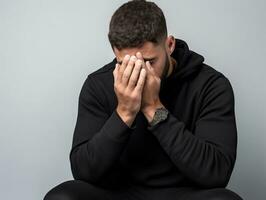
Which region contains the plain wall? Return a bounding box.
[0,0,265,199]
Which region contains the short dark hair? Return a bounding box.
[108,0,168,50]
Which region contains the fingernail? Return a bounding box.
[131,56,136,61]
[146,61,151,69]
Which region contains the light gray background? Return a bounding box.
[0,0,265,199]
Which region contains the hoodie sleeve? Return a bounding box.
[69,75,136,184]
[147,76,237,189]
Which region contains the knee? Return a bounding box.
[43,180,77,200]
[200,188,244,200]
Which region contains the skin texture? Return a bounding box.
[112,35,176,126]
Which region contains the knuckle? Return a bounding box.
[123,74,129,79]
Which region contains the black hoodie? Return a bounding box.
[69,38,238,189]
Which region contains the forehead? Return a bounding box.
[114,41,162,61]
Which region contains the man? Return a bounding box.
[44,0,243,199]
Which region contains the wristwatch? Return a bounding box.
[149,107,169,127]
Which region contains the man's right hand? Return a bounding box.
[113,54,147,127]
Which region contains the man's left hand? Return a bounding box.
[136,52,165,123]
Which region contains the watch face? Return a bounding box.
[157,108,168,119]
[150,107,169,126]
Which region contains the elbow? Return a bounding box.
[69,147,101,184]
[197,171,231,189]
[195,159,234,189]
[196,145,236,189]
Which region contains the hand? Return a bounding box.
[113,55,147,127]
[135,52,164,123]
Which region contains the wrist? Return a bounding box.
[116,107,136,127]
[142,102,165,123]
[147,107,169,127]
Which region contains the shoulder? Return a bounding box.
[79,58,117,112]
[80,58,116,91]
[195,63,234,91]
[195,64,235,107]
[89,58,116,77]
[85,58,116,88]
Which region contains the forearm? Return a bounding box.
[147,112,237,188]
[70,109,135,183]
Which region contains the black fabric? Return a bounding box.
[43,180,243,200]
[68,38,239,192]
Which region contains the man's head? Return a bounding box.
[108,0,176,80]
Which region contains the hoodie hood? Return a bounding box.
[161,38,205,87]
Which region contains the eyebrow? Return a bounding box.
[117,57,156,64]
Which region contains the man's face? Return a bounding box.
[114,40,171,81]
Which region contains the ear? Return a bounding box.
[165,35,176,55]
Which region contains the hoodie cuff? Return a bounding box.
[102,109,137,142]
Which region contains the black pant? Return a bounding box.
[43,180,243,200]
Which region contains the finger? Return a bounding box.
[136,51,150,74]
[146,61,156,76]
[118,54,130,83]
[113,63,119,84]
[136,52,143,60]
[135,68,147,92]
[121,55,137,86]
[127,59,143,90]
